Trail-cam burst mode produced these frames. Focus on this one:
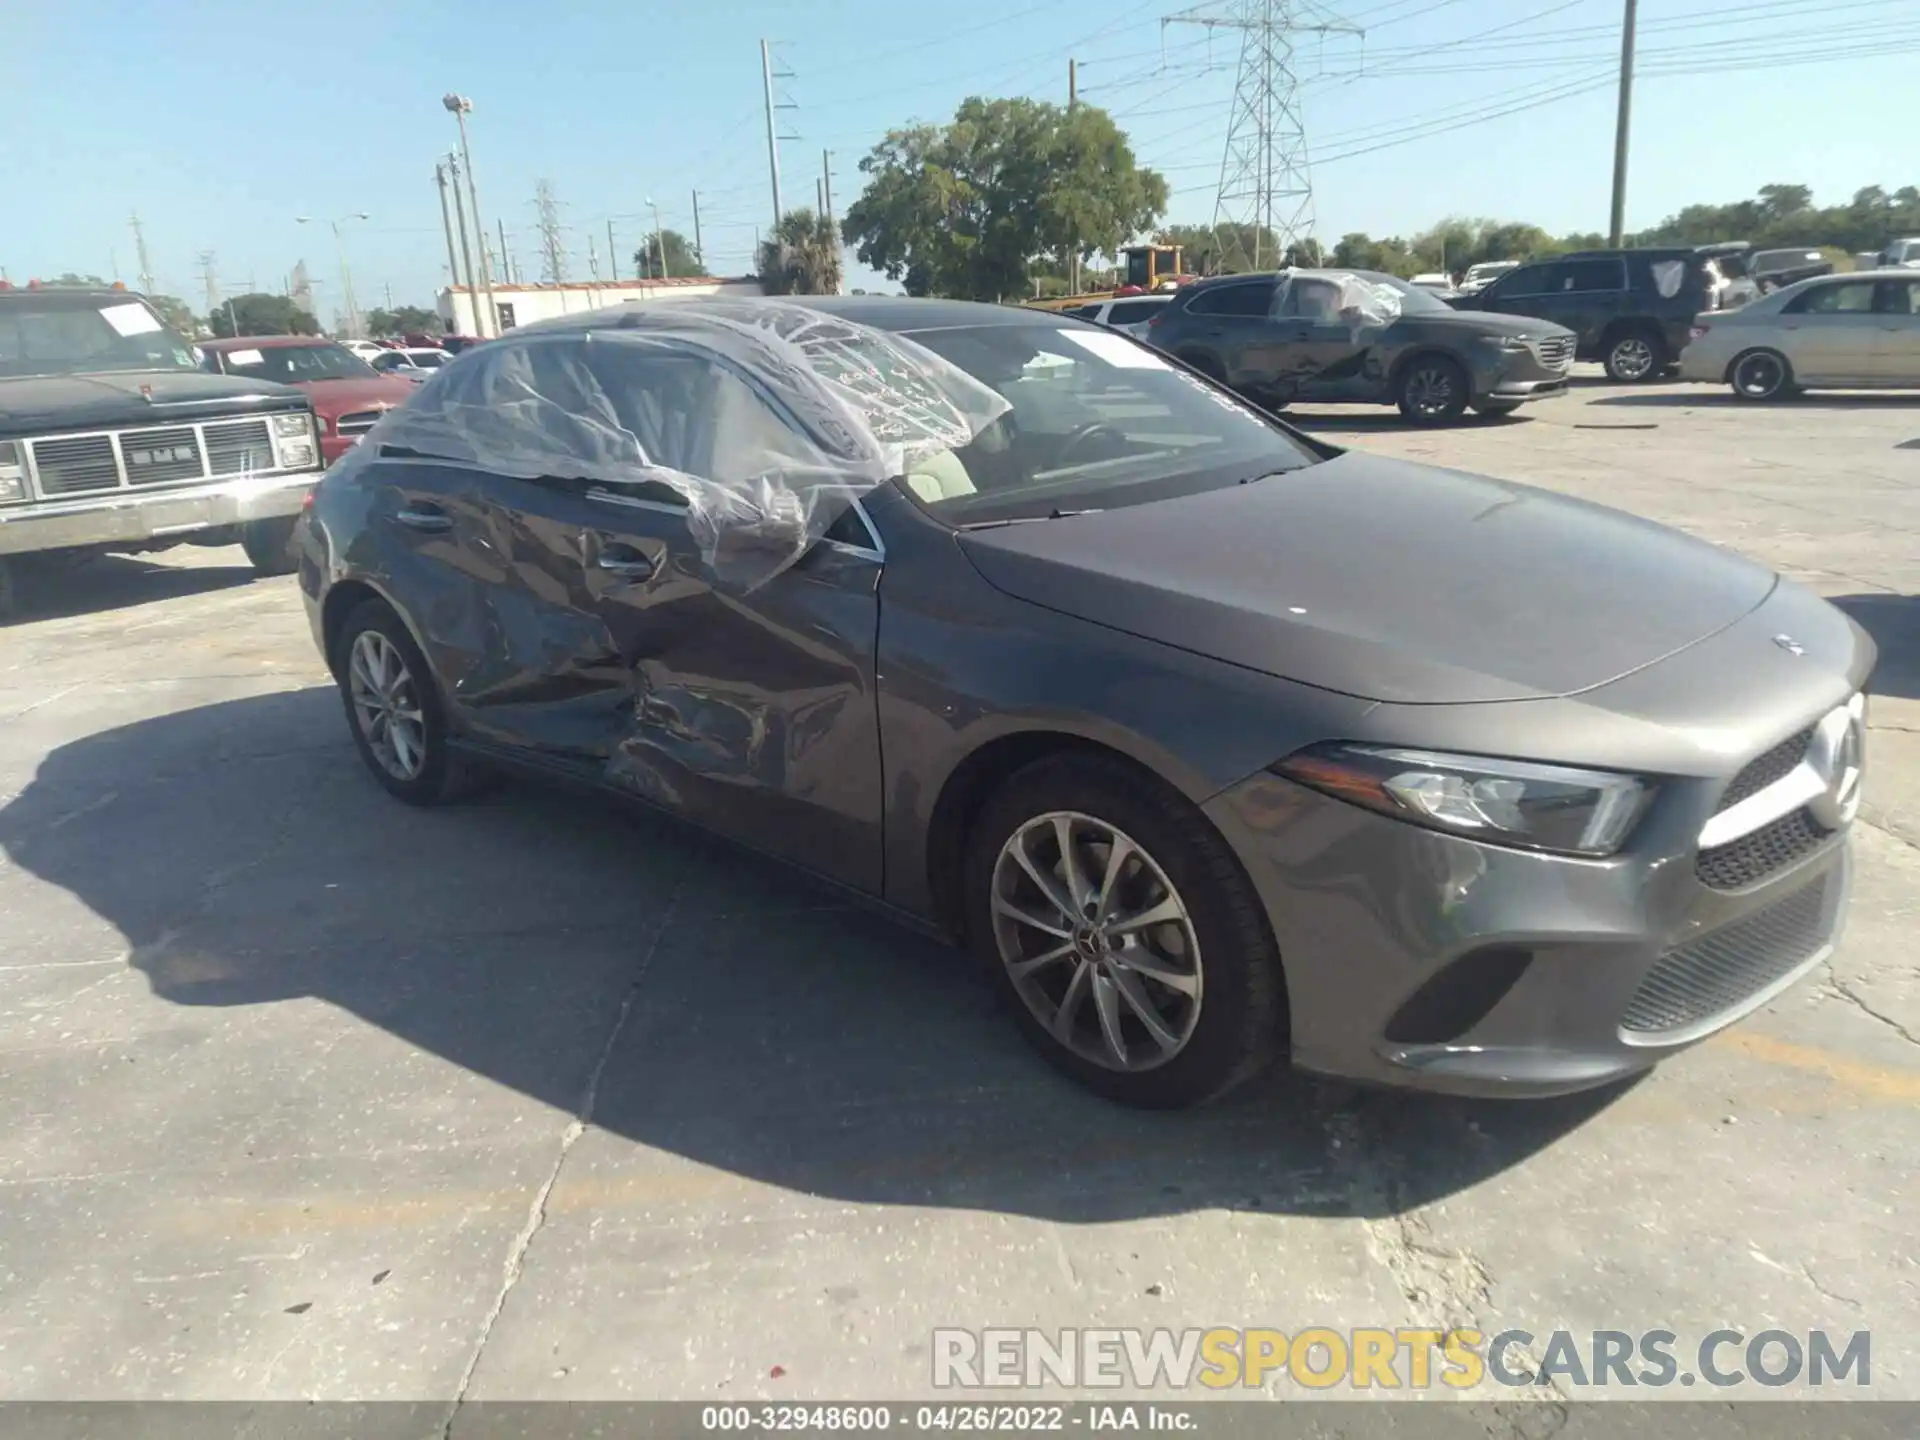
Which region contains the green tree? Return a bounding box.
[755,209,842,296]
[633,229,707,279]
[364,305,440,336]
[844,97,1167,300]
[146,295,196,334]
[1156,223,1282,275]
[206,293,320,339]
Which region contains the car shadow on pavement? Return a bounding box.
[1,553,258,625]
[1832,593,1920,701]
[1593,391,1919,409]
[0,687,1631,1224]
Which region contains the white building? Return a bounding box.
[436,276,765,336]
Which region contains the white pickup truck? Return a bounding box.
[0,285,324,618]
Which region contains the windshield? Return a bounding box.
[213,341,377,383]
[0,293,199,379]
[881,322,1318,525]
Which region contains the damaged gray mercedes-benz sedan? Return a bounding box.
[296,295,1874,1109]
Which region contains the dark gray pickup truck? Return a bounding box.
[0,285,324,617]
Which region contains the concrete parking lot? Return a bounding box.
[1,375,1915,1408]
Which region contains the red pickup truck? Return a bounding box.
[198,336,418,465]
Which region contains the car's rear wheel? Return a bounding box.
[963,753,1285,1108]
[1729,348,1796,402]
[1603,328,1665,383]
[1396,355,1469,423]
[334,598,492,805]
[240,516,300,576]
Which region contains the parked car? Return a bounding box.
[298,295,1872,1108]
[0,283,322,617]
[1750,248,1832,294]
[1679,270,1920,400]
[1408,272,1456,296]
[1062,295,1172,339]
[1143,269,1573,422]
[198,336,419,465]
[369,347,451,382]
[1456,260,1519,296]
[342,340,386,364]
[1454,244,1737,381]
[1881,237,1920,268]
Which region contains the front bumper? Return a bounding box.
[1204,771,1852,1098]
[0,470,321,557]
[1474,347,1572,404]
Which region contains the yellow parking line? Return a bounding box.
[1713,1030,1920,1102]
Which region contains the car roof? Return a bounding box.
[514,295,1078,341]
[200,335,333,349]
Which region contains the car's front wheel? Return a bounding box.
[1396,355,1470,423]
[964,753,1285,1108]
[240,516,301,576]
[334,598,491,805]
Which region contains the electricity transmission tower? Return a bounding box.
[197,251,220,314]
[1166,0,1361,271]
[533,180,568,284]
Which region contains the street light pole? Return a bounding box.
[435,160,466,304]
[1607,0,1639,248]
[647,197,669,280]
[445,154,481,335]
[443,94,498,337]
[296,212,369,339]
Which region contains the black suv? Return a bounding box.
[1144,269,1573,423]
[1453,245,1738,382]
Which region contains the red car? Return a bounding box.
[198,336,417,465]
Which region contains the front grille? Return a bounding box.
[30,435,121,495]
[203,419,274,476]
[1716,726,1814,814]
[1696,805,1834,890]
[336,409,386,435]
[118,426,205,486]
[1533,336,1574,369]
[1621,876,1832,1039]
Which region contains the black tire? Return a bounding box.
[332,598,493,805]
[1729,348,1796,402]
[1602,327,1666,383]
[1395,354,1470,423]
[0,559,18,622]
[962,752,1286,1109]
[1473,400,1524,418]
[240,516,301,576]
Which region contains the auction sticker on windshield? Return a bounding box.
[1058,328,1172,369]
[100,302,164,337]
[226,349,265,367]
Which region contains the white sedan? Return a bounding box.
[1679,269,1920,400]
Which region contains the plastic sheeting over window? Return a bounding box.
[347,298,1011,589]
[1650,260,1686,300]
[1273,272,1405,333]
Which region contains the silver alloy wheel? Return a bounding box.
[1609,335,1656,380]
[989,810,1203,1072]
[348,630,428,782]
[1403,363,1456,417]
[1733,351,1785,399]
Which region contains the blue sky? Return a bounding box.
[6,0,1915,318]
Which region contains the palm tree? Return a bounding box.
[756,208,842,296]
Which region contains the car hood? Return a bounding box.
[956,452,1778,705]
[1397,308,1569,340]
[0,370,305,439]
[293,375,419,416]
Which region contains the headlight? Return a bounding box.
[0,441,25,503]
[1477,334,1530,351]
[1273,743,1653,857]
[275,439,318,470]
[270,412,311,440]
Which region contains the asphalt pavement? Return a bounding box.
[0,374,1915,1411]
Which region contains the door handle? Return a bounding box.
[596,545,654,581]
[394,505,452,533]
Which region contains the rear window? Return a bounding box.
[1107,301,1164,325]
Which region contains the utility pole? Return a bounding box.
[446,155,481,335]
[385,282,394,311]
[498,218,514,285]
[816,177,824,215]
[761,40,798,230]
[1165,0,1363,270]
[435,160,466,304]
[534,179,568,284]
[1068,60,1080,295]
[588,234,601,282]
[198,251,219,317]
[129,212,156,296]
[692,190,704,275]
[443,94,498,337]
[607,219,618,283]
[822,149,834,229]
[1608,0,1638,247]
